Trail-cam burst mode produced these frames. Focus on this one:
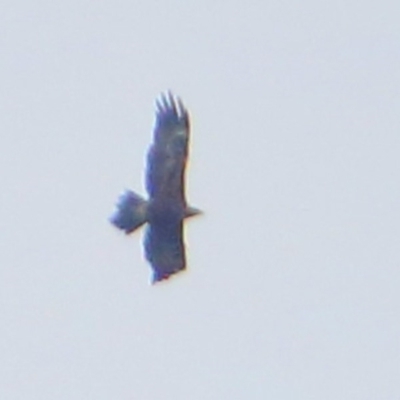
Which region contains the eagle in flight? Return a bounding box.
[110,92,201,283]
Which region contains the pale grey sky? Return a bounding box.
[1,1,400,399]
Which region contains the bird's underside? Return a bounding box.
[110,92,201,283]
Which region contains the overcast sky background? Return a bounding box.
[1,1,400,399]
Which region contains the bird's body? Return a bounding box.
[110,92,201,283]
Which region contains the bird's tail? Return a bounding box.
[110,190,148,234]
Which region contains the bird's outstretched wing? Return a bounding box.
[145,92,190,202]
[144,220,185,283]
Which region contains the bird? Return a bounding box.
[110,92,201,283]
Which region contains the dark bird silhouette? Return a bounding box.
[110,92,201,283]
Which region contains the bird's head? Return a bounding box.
[185,206,203,218]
